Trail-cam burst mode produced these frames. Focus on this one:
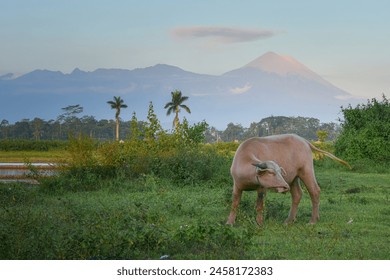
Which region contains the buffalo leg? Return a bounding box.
[284,178,303,224]
[256,188,266,225]
[226,187,242,225]
[300,171,321,224]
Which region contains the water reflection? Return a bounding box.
[0,162,59,183]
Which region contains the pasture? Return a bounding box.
[0,150,65,163]
[1,165,389,259]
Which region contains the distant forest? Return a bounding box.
[0,111,340,143]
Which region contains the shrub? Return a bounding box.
[41,131,232,192]
[154,145,224,184]
[41,107,235,191]
[0,139,67,151]
[335,95,390,166]
[67,134,97,167]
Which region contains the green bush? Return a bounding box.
[151,144,225,184]
[0,139,67,151]
[41,130,232,192]
[335,95,390,169]
[67,134,97,167]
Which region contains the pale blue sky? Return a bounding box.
[1,0,389,98]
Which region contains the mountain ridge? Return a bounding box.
[0,52,357,128]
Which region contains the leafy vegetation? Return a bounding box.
[0,139,67,151]
[335,94,390,170]
[57,117,225,189]
[1,109,389,259]
[1,93,389,260]
[1,163,389,259]
[1,114,340,142]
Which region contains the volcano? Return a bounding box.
[0,52,356,128]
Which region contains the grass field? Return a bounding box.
[0,150,66,163]
[1,166,389,260]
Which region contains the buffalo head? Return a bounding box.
[252,161,289,193]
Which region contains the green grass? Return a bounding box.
[0,150,67,162]
[1,169,389,260]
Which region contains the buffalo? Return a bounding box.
[226,134,351,225]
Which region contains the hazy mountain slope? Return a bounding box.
[0,52,355,128]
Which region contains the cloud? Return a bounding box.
[172,26,279,44]
[230,84,252,95]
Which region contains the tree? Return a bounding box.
[145,101,163,141]
[107,96,127,141]
[129,111,141,141]
[0,119,9,139]
[164,90,191,129]
[12,119,31,139]
[80,115,98,138]
[335,94,390,163]
[316,130,329,142]
[222,123,244,142]
[176,118,209,144]
[57,104,84,139]
[60,104,83,117]
[32,118,44,140]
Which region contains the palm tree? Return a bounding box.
[107,96,127,141]
[164,90,191,129]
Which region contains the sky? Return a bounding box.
[1,0,389,99]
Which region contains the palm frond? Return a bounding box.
[180,96,189,103]
[164,102,173,109]
[180,104,191,114]
[166,106,174,116]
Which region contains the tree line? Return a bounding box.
[1,90,341,142]
[0,114,340,143]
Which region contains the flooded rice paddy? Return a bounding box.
[0,162,59,184]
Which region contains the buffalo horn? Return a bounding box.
[252,162,268,171]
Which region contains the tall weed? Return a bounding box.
[48,133,231,192]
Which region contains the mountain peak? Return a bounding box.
[245,52,309,74]
[243,51,329,85]
[71,68,85,75]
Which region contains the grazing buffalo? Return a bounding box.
[226,134,351,225]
